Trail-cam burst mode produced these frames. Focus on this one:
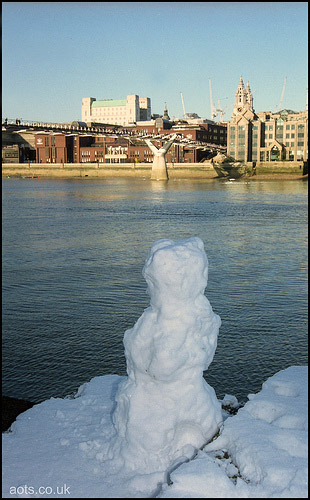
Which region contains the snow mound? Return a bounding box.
[160,366,308,498]
[2,367,308,497]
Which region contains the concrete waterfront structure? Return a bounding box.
[146,134,177,180]
[82,95,151,126]
[3,161,306,180]
[227,75,308,163]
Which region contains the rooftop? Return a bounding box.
[91,99,127,108]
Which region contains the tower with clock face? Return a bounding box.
[232,75,255,123]
[228,76,258,162]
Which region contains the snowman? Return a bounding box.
[106,237,223,473]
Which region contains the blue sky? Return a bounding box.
[2,2,308,123]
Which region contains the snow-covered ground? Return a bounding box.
[160,365,308,498]
[2,366,308,498]
[2,238,308,498]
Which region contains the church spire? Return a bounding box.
[246,80,253,108]
[235,74,247,110]
[232,75,254,120]
[163,102,170,120]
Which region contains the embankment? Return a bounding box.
[2,162,217,179]
[2,161,307,180]
[253,160,307,179]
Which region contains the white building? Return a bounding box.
[82,95,151,126]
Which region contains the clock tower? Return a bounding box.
[232,75,255,122]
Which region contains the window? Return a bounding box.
[237,151,245,161]
[297,150,303,159]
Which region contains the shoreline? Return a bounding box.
[2,396,35,432]
[245,173,308,181]
[2,162,308,181]
[3,173,307,181]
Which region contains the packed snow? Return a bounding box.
[2,237,308,498]
[160,365,308,498]
[106,237,222,473]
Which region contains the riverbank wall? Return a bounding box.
[255,161,307,176]
[2,162,217,179]
[2,161,307,179]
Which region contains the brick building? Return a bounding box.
[35,117,227,165]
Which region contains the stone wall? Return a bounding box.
[254,161,306,175]
[2,161,307,179]
[2,163,218,179]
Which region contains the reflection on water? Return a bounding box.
[2,178,308,404]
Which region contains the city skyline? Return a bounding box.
[2,2,308,123]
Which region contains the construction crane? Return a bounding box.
[216,98,229,122]
[276,76,287,112]
[180,92,187,118]
[209,79,217,120]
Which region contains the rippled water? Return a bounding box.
[2,177,308,404]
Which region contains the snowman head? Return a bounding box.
[143,237,209,308]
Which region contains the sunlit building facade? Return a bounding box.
[227,76,308,162]
[82,95,151,126]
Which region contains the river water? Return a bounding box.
[2,177,308,404]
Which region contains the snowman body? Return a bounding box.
[107,237,222,472]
